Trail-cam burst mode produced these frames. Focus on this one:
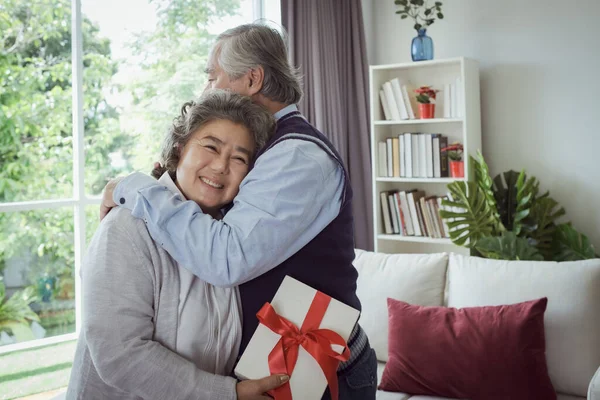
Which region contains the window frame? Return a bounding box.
[0,0,268,355]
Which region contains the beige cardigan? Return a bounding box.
[66,203,239,400]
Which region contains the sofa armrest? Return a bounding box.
[589,366,600,400]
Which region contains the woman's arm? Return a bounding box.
[82,215,237,400]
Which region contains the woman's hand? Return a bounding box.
[99,177,123,221]
[236,374,289,400]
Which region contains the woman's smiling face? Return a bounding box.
[175,119,254,215]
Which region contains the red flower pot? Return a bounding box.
[418,103,435,119]
[449,160,464,178]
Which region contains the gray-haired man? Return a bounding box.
[102,23,377,400]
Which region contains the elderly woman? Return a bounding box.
[66,90,285,400]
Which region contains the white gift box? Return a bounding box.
[234,276,360,400]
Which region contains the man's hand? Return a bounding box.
[236,374,289,400]
[100,177,124,221]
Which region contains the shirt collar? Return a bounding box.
[158,172,186,200]
[158,172,227,218]
[273,104,298,121]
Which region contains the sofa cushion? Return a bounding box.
[379,297,555,400]
[376,390,411,400]
[446,254,600,397]
[354,250,448,362]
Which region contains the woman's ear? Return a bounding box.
[247,66,265,96]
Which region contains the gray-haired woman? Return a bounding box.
[66,90,287,400]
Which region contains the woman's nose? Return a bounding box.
[211,156,229,174]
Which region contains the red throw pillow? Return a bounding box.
[379,297,556,400]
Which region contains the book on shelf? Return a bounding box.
[377,134,457,179]
[378,79,418,121]
[379,90,392,121]
[379,189,450,239]
[392,137,400,177]
[377,141,387,177]
[390,78,409,120]
[382,82,401,121]
[386,138,393,177]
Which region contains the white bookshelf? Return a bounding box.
[369,57,482,255]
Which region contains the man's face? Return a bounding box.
[204,56,252,96]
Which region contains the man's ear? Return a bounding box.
[247,66,264,96]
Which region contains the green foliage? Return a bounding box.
[473,152,505,233]
[440,153,597,262]
[0,0,241,327]
[475,232,544,261]
[552,223,598,261]
[439,181,499,248]
[394,0,444,31]
[528,195,565,259]
[0,277,39,339]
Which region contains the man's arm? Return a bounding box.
[110,139,344,287]
[83,217,238,400]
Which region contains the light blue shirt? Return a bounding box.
[113,105,345,287]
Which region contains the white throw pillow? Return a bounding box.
[353,249,448,363]
[446,253,600,397]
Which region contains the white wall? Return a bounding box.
[365,0,600,249]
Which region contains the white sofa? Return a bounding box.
[353,250,600,400]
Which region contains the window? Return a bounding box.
[0,0,276,354]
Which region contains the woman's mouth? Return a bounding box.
[200,176,224,189]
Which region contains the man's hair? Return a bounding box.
[151,89,275,179]
[212,23,303,104]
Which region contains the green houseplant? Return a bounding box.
[439,152,597,261]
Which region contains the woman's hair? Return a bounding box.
[151,89,275,179]
[212,23,303,105]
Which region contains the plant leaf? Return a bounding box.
[440,181,498,248]
[0,321,35,341]
[473,152,505,233]
[528,196,565,259]
[492,170,519,230]
[514,171,538,236]
[475,232,544,261]
[552,223,597,261]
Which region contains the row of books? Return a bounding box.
[379,78,417,121]
[378,134,456,178]
[378,77,464,120]
[380,190,450,239]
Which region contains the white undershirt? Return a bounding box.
[158,172,242,374]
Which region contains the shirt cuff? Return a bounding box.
[113,172,158,211]
[209,375,237,400]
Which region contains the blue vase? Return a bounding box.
[411,29,434,61]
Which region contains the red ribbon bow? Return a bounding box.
[256,291,351,400]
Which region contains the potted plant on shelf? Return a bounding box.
[414,86,439,119]
[442,142,464,177]
[393,0,444,61]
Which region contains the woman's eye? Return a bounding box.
[233,157,248,165]
[204,145,217,152]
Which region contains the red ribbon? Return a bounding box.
[256,291,351,400]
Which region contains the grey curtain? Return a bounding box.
[281,0,373,251]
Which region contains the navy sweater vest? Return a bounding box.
[238,111,361,355]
